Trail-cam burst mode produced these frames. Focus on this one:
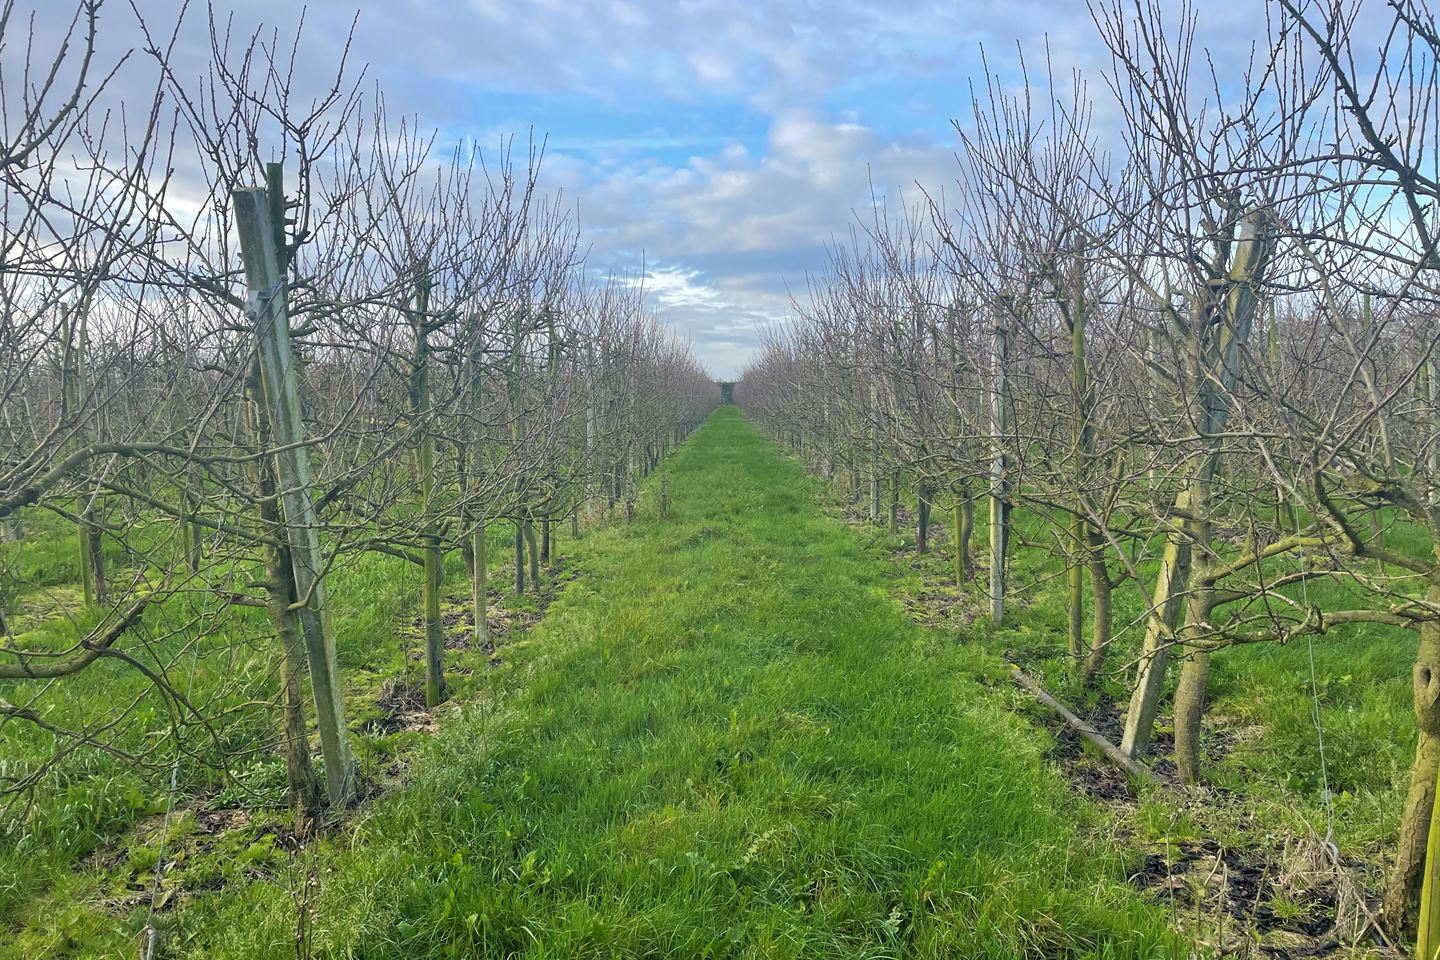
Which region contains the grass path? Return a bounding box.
[183,407,1177,959]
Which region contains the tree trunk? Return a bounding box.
[81,507,106,606]
[1384,598,1440,934]
[870,463,881,523]
[1067,514,1086,664]
[183,492,203,574]
[471,517,489,647]
[514,521,526,595]
[1173,647,1212,784]
[585,347,598,519]
[1121,210,1272,757]
[524,518,540,587]
[271,574,321,824]
[1121,491,1194,757]
[990,308,1009,627]
[1067,258,1092,667]
[462,315,490,651]
[917,483,931,555]
[1082,526,1113,685]
[1415,302,1440,948]
[889,469,900,534]
[959,490,974,583]
[63,307,107,609]
[870,386,882,523]
[952,497,968,587]
[1414,703,1440,954]
[1173,492,1216,785]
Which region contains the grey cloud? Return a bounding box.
[19,0,1352,378]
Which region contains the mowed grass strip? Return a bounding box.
[181,406,1178,959]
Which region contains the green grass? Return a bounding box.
[0,495,557,954]
[829,463,1419,877]
[149,407,1178,959]
[14,403,1414,956]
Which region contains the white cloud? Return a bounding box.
[13,0,1332,379]
[632,266,726,310]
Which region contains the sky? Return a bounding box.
[18,0,1278,379]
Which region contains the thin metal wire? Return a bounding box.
[1300,568,1337,855]
[140,591,205,959]
[140,352,252,958]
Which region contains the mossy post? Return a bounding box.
[243,358,323,821]
[409,266,445,708]
[232,182,355,806]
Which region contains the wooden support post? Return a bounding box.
[409,267,445,708]
[244,359,323,820]
[232,184,355,806]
